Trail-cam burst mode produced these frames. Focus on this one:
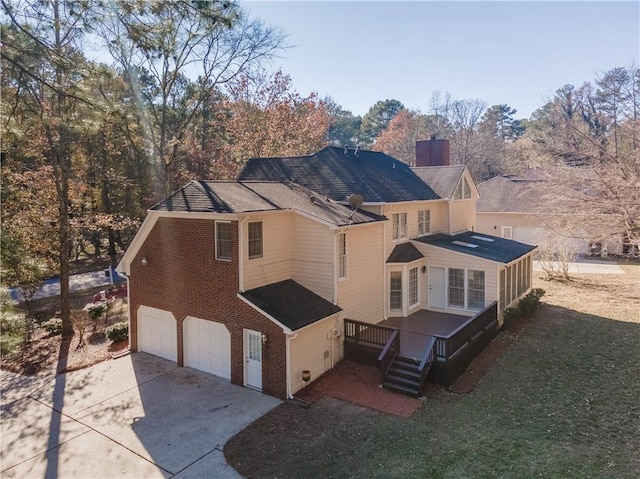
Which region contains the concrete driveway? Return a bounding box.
[1,353,280,478]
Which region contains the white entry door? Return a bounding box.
[428,266,446,309]
[245,329,263,390]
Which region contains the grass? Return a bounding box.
[225,267,640,479]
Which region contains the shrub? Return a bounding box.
[41,317,63,335]
[502,306,522,325]
[503,288,546,327]
[0,288,31,356]
[83,302,106,321]
[105,321,129,342]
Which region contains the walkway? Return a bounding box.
[295,361,423,418]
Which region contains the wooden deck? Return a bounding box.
[380,310,470,359]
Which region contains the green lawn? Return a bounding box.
[226,272,640,478]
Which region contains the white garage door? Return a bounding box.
[137,306,177,362]
[184,317,231,380]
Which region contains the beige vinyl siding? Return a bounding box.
[382,201,449,258]
[289,315,341,394]
[291,214,335,301]
[413,242,498,316]
[243,213,293,290]
[449,198,476,234]
[336,223,384,324]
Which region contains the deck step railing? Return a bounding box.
[417,336,437,393]
[377,329,400,378]
[434,301,498,362]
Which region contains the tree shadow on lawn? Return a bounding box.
[225,304,640,479]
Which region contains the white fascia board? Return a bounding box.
[410,240,497,267]
[237,293,293,334]
[288,312,340,334]
[503,247,539,267]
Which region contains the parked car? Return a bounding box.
[93,284,128,302]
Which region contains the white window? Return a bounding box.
[448,268,465,308]
[338,233,347,279]
[248,221,263,259]
[418,210,430,236]
[390,272,403,311]
[215,221,232,261]
[468,270,485,310]
[502,226,513,239]
[409,267,419,306]
[392,212,407,240]
[453,177,472,200]
[448,268,485,310]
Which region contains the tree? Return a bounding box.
[100,0,285,196]
[1,0,97,335]
[524,66,640,251]
[323,97,362,148]
[359,99,404,148]
[224,69,330,173]
[480,104,525,143]
[373,109,430,165]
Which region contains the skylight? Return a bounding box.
[471,235,495,242]
[452,240,478,248]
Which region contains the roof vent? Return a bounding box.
[354,146,359,156]
[452,240,478,248]
[471,235,494,242]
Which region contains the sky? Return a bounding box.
[243,1,640,119]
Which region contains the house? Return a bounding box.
[117,139,537,399]
[475,173,627,257]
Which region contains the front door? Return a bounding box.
[428,266,446,309]
[245,329,263,390]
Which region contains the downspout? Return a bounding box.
[238,215,247,293]
[286,332,298,399]
[448,200,452,234]
[382,206,388,320]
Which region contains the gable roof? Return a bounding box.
[386,242,425,263]
[240,280,342,331]
[151,180,384,227]
[411,165,468,199]
[413,231,537,264]
[476,176,550,214]
[239,146,440,203]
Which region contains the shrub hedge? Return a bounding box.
[105,321,129,342]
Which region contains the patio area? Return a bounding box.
[379,310,470,359]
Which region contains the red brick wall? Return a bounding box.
[415,139,450,167]
[129,217,287,399]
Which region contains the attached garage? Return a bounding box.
[137,306,177,362]
[183,316,231,380]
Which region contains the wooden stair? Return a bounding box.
[382,356,423,397]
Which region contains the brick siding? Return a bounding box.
[129,217,287,399]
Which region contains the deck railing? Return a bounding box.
[434,301,498,362]
[417,336,437,392]
[377,329,400,378]
[344,318,398,347]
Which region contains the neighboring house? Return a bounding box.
[475,173,626,256]
[117,139,537,399]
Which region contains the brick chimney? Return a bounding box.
[415,135,450,167]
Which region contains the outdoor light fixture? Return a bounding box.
[302,370,311,383]
[141,256,149,266]
[261,333,267,344]
[421,265,427,273]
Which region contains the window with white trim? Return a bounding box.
[468,270,485,310]
[501,226,513,239]
[418,210,431,236]
[338,233,347,279]
[409,267,419,306]
[215,221,232,261]
[392,212,407,240]
[390,272,403,311]
[448,268,465,308]
[248,221,263,259]
[453,177,472,200]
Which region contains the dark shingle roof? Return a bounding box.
[239,147,440,203]
[476,176,550,213]
[151,181,384,226]
[411,165,466,199]
[241,280,342,331]
[386,242,425,263]
[413,231,537,264]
